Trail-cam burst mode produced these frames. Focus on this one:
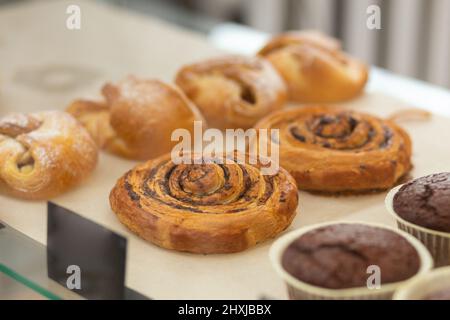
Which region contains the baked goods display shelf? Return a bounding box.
[1,0,450,299]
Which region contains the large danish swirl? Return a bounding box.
[0,111,98,199]
[110,152,298,254]
[254,106,412,193]
[258,31,368,103]
[175,55,287,130]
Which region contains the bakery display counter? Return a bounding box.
[1,0,450,301]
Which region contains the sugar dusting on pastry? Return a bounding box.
[0,111,98,199]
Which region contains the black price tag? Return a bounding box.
[47,202,127,300]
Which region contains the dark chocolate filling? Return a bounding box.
[288,112,392,152]
[128,158,275,214]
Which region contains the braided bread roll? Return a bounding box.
[110,152,298,254]
[0,111,98,199]
[67,76,204,160]
[254,106,412,193]
[258,31,368,103]
[175,55,287,130]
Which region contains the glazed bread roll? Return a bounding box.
[175,55,287,130]
[254,106,412,193]
[258,30,341,56]
[67,76,204,160]
[0,111,98,199]
[110,152,298,254]
[258,31,368,103]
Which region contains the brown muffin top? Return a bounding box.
[393,172,450,232]
[281,224,421,289]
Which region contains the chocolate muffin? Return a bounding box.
[281,224,421,289]
[424,288,450,300]
[393,172,450,232]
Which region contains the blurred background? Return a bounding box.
[1,0,449,88]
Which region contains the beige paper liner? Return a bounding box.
[269,221,433,300]
[386,186,450,267]
[394,266,450,300]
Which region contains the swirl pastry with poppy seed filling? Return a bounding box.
[67,76,204,160]
[258,31,368,103]
[110,152,298,254]
[0,111,98,199]
[254,106,412,193]
[175,55,287,130]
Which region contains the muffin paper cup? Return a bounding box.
[386,185,450,267]
[394,266,450,299]
[269,221,433,300]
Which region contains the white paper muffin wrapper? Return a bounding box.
[285,283,395,300]
[386,186,450,267]
[270,221,433,300]
[394,266,450,299]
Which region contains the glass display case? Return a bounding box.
[0,222,81,300]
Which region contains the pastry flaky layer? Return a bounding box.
[0,111,98,200]
[254,106,412,193]
[258,31,368,103]
[110,152,299,254]
[175,55,287,130]
[67,76,204,160]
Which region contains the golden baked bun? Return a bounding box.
[67,76,204,160]
[258,30,341,56]
[110,152,298,254]
[254,106,412,193]
[0,111,98,199]
[175,55,287,130]
[258,31,368,103]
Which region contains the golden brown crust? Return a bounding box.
[109,152,299,254]
[67,76,204,160]
[175,55,287,130]
[0,111,98,200]
[258,30,341,56]
[254,106,412,193]
[258,32,368,103]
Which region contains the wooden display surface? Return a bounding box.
[1,0,449,299]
